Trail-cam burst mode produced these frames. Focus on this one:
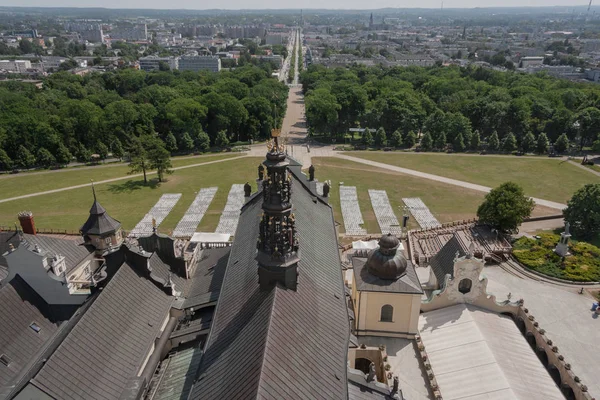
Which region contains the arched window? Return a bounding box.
[380,305,393,322]
[458,278,472,294]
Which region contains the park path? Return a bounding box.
[0,153,238,180]
[0,155,248,204]
[336,153,567,210]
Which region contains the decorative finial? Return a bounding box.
[91,179,97,201]
[152,217,157,232]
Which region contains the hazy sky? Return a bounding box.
[7,0,588,10]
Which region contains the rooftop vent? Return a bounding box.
[0,354,11,366]
[29,322,41,333]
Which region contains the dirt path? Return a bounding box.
[0,155,248,204]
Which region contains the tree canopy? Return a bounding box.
[563,183,600,238]
[0,65,288,171]
[300,64,600,152]
[477,182,535,233]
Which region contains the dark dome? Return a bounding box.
[366,234,407,280]
[378,233,400,255]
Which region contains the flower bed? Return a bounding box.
[513,233,600,282]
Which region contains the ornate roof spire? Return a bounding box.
[256,129,300,291]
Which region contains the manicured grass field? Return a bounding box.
[0,157,263,232]
[0,153,241,201]
[313,157,487,234]
[345,152,600,204]
[0,155,559,236]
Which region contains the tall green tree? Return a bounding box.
[390,129,403,148]
[477,182,535,233]
[179,132,194,153]
[95,142,109,162]
[536,132,550,154]
[502,132,517,153]
[195,131,211,151]
[434,131,447,150]
[55,144,72,165]
[470,130,481,151]
[521,132,536,153]
[404,131,417,148]
[488,131,500,152]
[563,183,600,238]
[215,130,230,148]
[36,147,56,168]
[112,140,124,160]
[0,149,12,171]
[361,128,373,146]
[15,145,36,169]
[128,137,151,184]
[145,135,172,182]
[165,132,178,153]
[554,133,569,153]
[453,131,466,152]
[374,127,387,147]
[421,132,433,151]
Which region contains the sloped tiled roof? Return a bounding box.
[21,234,93,274]
[30,262,173,400]
[80,200,121,236]
[428,235,466,286]
[352,258,423,295]
[0,276,59,389]
[182,247,230,309]
[0,231,20,270]
[189,173,350,400]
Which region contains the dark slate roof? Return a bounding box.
[428,235,466,286]
[0,231,20,270]
[189,174,350,400]
[30,262,173,400]
[0,276,59,389]
[80,200,121,236]
[352,258,423,295]
[182,247,230,309]
[21,234,93,274]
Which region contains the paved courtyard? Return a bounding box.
[484,265,600,397]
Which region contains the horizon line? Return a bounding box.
[0,4,595,11]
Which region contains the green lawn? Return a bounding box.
[313,157,486,234]
[0,157,262,233]
[0,153,241,201]
[344,152,600,204]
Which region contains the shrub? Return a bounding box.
[513,233,600,281]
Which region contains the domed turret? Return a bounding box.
[365,233,407,280]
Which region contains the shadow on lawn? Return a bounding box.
[107,178,160,193]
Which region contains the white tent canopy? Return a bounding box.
[190,232,231,243]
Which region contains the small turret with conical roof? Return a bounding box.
[80,182,123,252]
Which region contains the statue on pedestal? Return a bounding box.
[554,221,572,257]
[258,164,265,181]
[308,164,315,181]
[323,181,330,197]
[244,182,251,197]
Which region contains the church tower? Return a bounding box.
[256,132,300,291]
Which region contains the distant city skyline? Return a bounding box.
[3,0,593,10]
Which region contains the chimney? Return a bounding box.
[18,211,36,235]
